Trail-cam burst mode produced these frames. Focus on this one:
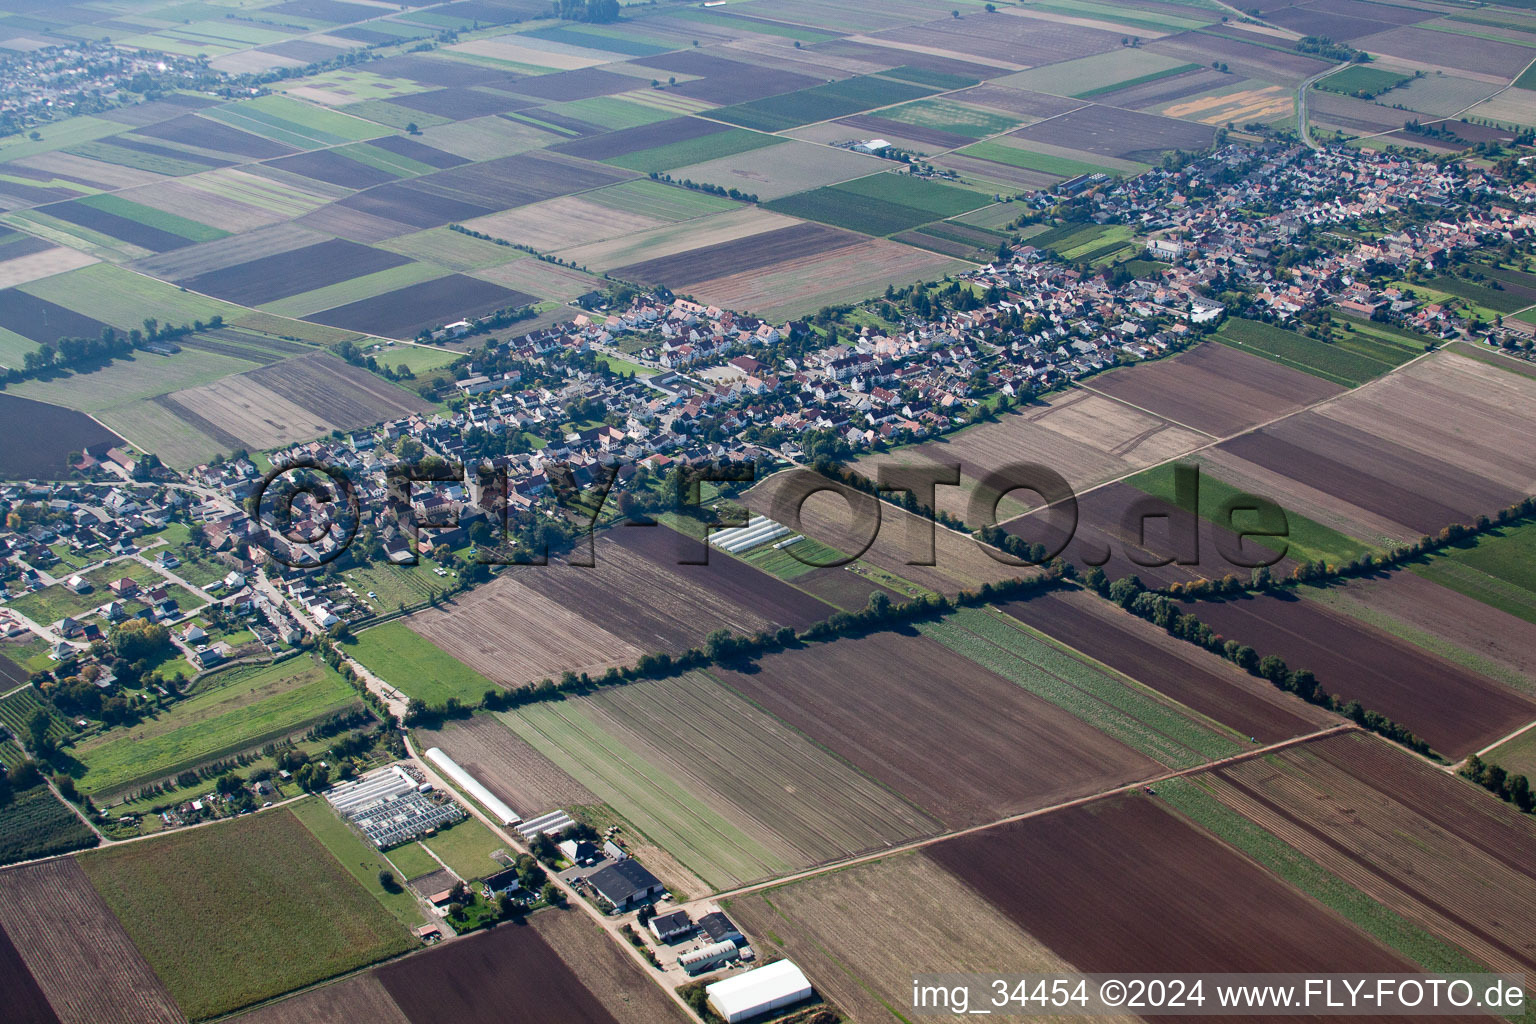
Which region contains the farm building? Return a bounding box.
[707,960,814,1022]
[588,859,665,911]
[649,909,693,944]
[679,940,740,976]
[424,747,521,826]
[699,911,744,946]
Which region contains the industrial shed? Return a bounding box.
[706,960,814,1022]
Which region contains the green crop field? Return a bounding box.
[713,75,938,132]
[290,796,427,928]
[832,172,989,217]
[202,95,384,148]
[77,194,227,243]
[0,781,98,866]
[1158,777,1485,973]
[960,140,1124,179]
[21,262,244,330]
[603,128,783,174]
[1315,66,1413,98]
[501,701,788,889]
[1217,317,1410,387]
[347,621,493,706]
[262,263,445,318]
[544,96,674,128]
[1127,460,1380,567]
[1414,520,1536,626]
[766,174,988,236]
[420,815,507,881]
[1484,725,1536,780]
[73,656,358,796]
[81,808,413,1020]
[587,178,740,220]
[921,608,1243,769]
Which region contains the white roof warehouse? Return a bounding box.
[706,960,814,1023]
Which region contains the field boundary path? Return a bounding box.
[690,723,1358,909]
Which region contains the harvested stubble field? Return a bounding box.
[510,670,941,888]
[742,469,1023,596]
[609,221,862,288]
[1084,341,1343,436]
[926,792,1415,975]
[376,919,640,1024]
[81,810,414,1021]
[0,859,183,1024]
[712,628,1159,830]
[230,975,411,1024]
[464,194,670,252]
[1354,25,1535,80]
[1186,591,1536,758]
[1307,569,1536,696]
[730,855,1139,1024]
[1205,731,1536,975]
[1000,479,1301,589]
[1008,103,1216,162]
[1002,587,1327,743]
[854,386,1211,527]
[875,12,1124,67]
[530,908,692,1024]
[1147,30,1332,85]
[409,524,829,691]
[416,713,596,820]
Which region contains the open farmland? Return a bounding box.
[231,976,410,1024]
[416,713,596,820]
[1007,104,1216,163]
[1218,317,1415,387]
[0,859,182,1024]
[1185,591,1536,759]
[0,393,125,480]
[710,627,1160,830]
[851,386,1212,526]
[177,239,413,306]
[504,670,941,889]
[529,908,693,1024]
[303,274,533,337]
[742,469,1023,596]
[1202,731,1536,976]
[377,915,660,1024]
[1418,520,1536,628]
[663,138,885,202]
[1085,341,1344,436]
[688,237,969,322]
[730,854,1138,1024]
[926,791,1413,974]
[152,351,431,461]
[72,655,359,797]
[408,524,828,692]
[764,170,990,236]
[1204,351,1536,542]
[609,222,861,288]
[1306,568,1536,696]
[81,809,413,1021]
[1002,587,1329,743]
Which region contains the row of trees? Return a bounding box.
[1460,755,1535,815]
[404,569,1066,726]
